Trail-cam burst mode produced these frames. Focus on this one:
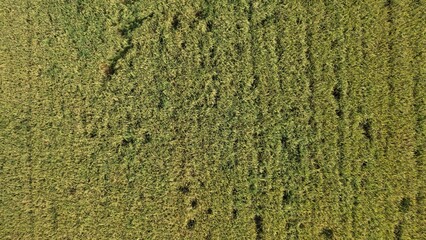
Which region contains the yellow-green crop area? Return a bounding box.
[1,0,425,239]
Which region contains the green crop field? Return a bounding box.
[1,0,425,239]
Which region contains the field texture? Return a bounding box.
[1,0,425,239]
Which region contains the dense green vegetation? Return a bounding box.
[1,0,425,239]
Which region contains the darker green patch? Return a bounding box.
[232,188,237,196]
[187,219,196,229]
[195,9,208,20]
[394,222,402,240]
[179,186,190,194]
[158,90,166,109]
[172,15,180,30]
[399,197,411,213]
[209,46,216,60]
[321,228,334,239]
[281,135,288,149]
[332,85,341,100]
[414,149,421,157]
[336,109,343,118]
[361,119,373,141]
[232,209,238,219]
[121,135,135,147]
[251,75,259,90]
[234,43,244,56]
[191,199,198,209]
[282,190,292,205]
[206,208,213,215]
[143,132,152,144]
[206,20,213,32]
[69,186,77,195]
[254,215,263,240]
[331,39,338,49]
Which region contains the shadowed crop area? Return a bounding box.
[1,0,425,239]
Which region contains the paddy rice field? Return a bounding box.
[1,0,425,239]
